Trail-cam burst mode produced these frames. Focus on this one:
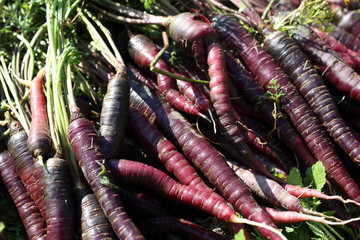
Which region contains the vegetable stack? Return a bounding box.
[1,0,360,239]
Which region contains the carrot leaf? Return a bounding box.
[303,161,326,192]
[97,161,119,190]
[286,168,303,186]
[233,229,246,240]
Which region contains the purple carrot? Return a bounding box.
[227,160,308,213]
[176,77,212,113]
[43,157,74,240]
[129,80,283,240]
[81,193,116,240]
[128,107,225,196]
[292,25,360,104]
[27,68,52,160]
[109,159,252,224]
[98,68,129,159]
[262,207,353,225]
[127,33,203,117]
[335,9,360,39]
[211,13,360,206]
[312,27,360,72]
[264,26,360,168]
[329,25,360,53]
[67,107,144,240]
[126,64,159,91]
[0,151,46,240]
[7,122,46,219]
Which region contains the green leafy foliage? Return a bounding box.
[303,161,326,191]
[140,0,156,10]
[233,229,246,240]
[266,79,284,110]
[272,0,334,35]
[286,168,302,186]
[283,162,359,239]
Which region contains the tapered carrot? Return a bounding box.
[211,13,360,207]
[129,79,284,240]
[27,68,52,160]
[67,107,144,240]
[7,121,46,219]
[43,156,74,239]
[0,151,46,240]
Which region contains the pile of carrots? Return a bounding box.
[2,0,360,239]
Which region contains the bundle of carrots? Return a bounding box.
[2,0,360,239]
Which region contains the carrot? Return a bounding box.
[176,76,212,114]
[329,25,360,53]
[126,63,159,91]
[227,160,309,213]
[0,151,46,240]
[108,159,241,224]
[224,48,325,168]
[283,183,360,207]
[7,121,46,219]
[262,206,357,225]
[232,110,298,172]
[67,107,144,240]
[128,107,224,196]
[336,9,360,39]
[27,68,52,160]
[140,217,228,240]
[43,156,74,240]
[95,5,276,177]
[81,193,116,240]
[292,25,360,104]
[211,13,360,206]
[129,80,283,240]
[264,26,360,166]
[127,33,203,117]
[99,68,129,159]
[311,27,360,72]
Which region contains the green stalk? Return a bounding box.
[14,33,35,82]
[46,0,86,191]
[79,9,119,68]
[0,56,30,132]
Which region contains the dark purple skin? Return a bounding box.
[330,26,360,53]
[67,109,144,240]
[336,10,360,39]
[43,157,74,240]
[0,151,46,240]
[293,25,360,104]
[129,80,282,240]
[225,50,316,169]
[228,160,303,212]
[272,26,360,167]
[165,12,219,70]
[127,34,201,117]
[108,159,238,223]
[81,194,116,240]
[141,217,228,240]
[129,107,226,198]
[211,14,360,206]
[126,64,158,91]
[99,68,129,159]
[7,122,46,219]
[165,12,278,181]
